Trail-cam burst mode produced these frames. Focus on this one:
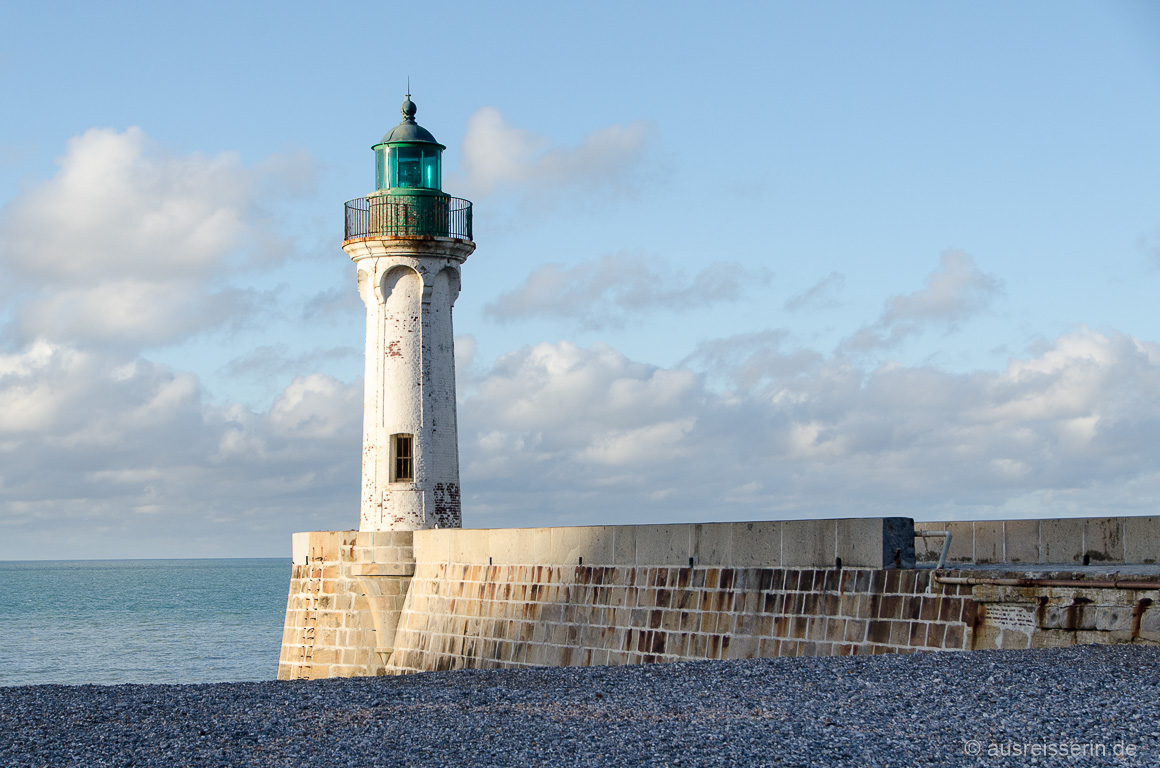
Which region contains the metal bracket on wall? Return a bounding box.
[916,530,952,593]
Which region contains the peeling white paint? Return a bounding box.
[343,237,475,531]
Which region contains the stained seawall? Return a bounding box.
[279,517,1160,680]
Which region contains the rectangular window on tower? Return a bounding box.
[391,433,414,482]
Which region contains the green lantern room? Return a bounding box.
[344,94,472,242]
[373,95,444,192]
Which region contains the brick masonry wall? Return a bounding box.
[386,564,974,674]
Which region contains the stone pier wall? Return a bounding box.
[387,563,972,673]
[278,517,1160,680]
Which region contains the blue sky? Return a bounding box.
[2,1,1159,558]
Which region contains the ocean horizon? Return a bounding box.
[0,558,289,687]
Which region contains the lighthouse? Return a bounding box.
[342,94,475,532]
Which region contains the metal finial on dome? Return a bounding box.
[376,87,444,149]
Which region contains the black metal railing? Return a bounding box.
[343,195,472,241]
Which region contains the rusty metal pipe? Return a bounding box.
[934,575,1160,590]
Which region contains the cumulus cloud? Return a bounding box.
[785,272,845,312]
[0,340,360,558]
[841,250,1003,353]
[484,253,770,329]
[3,129,1155,556]
[681,331,825,392]
[0,127,317,350]
[459,329,1160,527]
[1,128,245,281]
[459,341,702,515]
[451,107,656,205]
[0,128,364,558]
[16,281,259,349]
[6,326,1160,555]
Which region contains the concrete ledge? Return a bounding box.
[783,520,836,568]
[412,518,915,570]
[916,517,1160,567]
[730,522,779,567]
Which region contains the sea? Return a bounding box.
[0,558,290,688]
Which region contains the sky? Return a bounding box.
[2,1,1160,559]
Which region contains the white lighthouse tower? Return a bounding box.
[341,94,474,531]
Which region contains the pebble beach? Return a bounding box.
[2,644,1158,767]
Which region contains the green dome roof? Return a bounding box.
[377,96,445,149]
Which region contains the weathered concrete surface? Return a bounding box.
[413,519,915,570]
[915,516,1160,566]
[968,575,1160,651]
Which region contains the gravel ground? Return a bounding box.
[2,645,1158,767]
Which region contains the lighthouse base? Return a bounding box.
[277,530,415,680]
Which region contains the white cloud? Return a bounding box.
[267,372,361,440]
[681,330,824,393]
[451,107,656,205]
[3,131,1156,554]
[883,250,1002,325]
[1,128,247,281]
[577,419,695,466]
[484,253,769,329]
[5,327,1160,556]
[841,250,1003,352]
[459,329,1160,528]
[0,127,317,350]
[15,280,258,349]
[0,341,360,558]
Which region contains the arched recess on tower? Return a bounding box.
[379,265,423,427]
[379,264,422,306]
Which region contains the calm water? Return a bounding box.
[0,559,290,687]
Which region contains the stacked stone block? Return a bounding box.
[968,578,1160,650]
[278,530,415,680]
[386,563,972,673]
